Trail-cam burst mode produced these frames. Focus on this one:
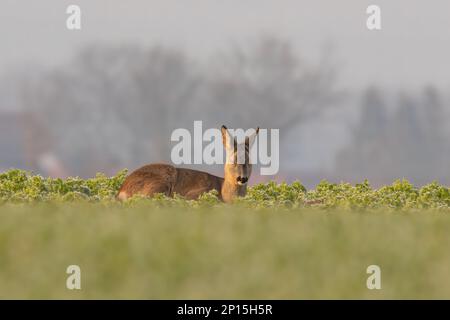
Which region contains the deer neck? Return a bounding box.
[221,178,247,203]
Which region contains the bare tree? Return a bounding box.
[336,86,450,185]
[335,86,390,183]
[18,38,341,178]
[22,45,201,176]
[206,37,341,132]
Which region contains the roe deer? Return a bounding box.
[117,126,259,203]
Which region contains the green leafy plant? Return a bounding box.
[1,169,450,211]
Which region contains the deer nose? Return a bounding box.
[237,176,248,183]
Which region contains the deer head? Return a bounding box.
[220,125,259,196]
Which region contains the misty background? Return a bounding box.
[1,0,450,187]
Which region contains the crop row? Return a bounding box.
[1,169,450,210]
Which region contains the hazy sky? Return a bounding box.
[1,0,450,90]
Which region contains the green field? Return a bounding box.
[1,169,450,299]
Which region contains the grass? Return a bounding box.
[1,203,450,299]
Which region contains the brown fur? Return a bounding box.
[117,126,259,203]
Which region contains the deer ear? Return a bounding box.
[221,125,233,149]
[246,127,259,147]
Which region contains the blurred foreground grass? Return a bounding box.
[1,203,450,299]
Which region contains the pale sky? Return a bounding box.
[1,0,450,90]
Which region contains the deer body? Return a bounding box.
[117,126,258,203]
[117,163,248,202]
